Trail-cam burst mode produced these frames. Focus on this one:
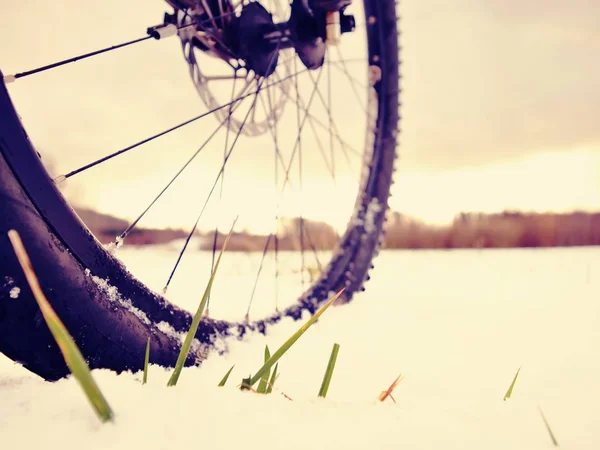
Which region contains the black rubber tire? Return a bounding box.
[0,0,399,381]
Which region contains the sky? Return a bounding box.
[1,0,599,232]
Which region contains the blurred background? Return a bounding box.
[1,0,598,250]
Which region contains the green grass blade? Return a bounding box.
[256,346,271,394]
[8,230,114,423]
[538,406,559,447]
[318,343,340,398]
[242,289,344,389]
[266,363,278,394]
[142,337,150,385]
[218,365,235,387]
[503,366,521,401]
[167,219,237,387]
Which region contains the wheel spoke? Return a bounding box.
[265,83,282,314]
[200,0,220,30]
[245,234,274,321]
[274,229,280,312]
[274,86,362,187]
[258,91,294,188]
[163,44,283,291]
[3,35,151,84]
[208,74,239,315]
[275,76,363,162]
[306,113,335,178]
[245,61,325,318]
[327,57,368,65]
[327,49,336,182]
[278,65,325,193]
[272,73,334,179]
[205,74,240,82]
[163,87,260,292]
[302,221,323,271]
[292,59,307,288]
[55,67,309,182]
[3,16,236,84]
[331,62,368,91]
[117,97,244,242]
[247,62,328,316]
[305,69,363,173]
[334,46,368,112]
[312,115,362,161]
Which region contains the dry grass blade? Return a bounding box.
[142,337,150,385]
[218,365,235,387]
[242,289,344,389]
[8,230,114,423]
[280,391,293,401]
[538,406,560,447]
[378,374,404,403]
[503,367,521,401]
[318,343,340,398]
[167,218,237,387]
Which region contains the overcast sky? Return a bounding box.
[1,0,598,230]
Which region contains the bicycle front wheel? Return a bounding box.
[0,0,400,381]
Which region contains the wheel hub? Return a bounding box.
[166,0,355,137]
[167,0,355,76]
[235,2,280,78]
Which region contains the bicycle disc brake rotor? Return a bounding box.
[174,0,295,137]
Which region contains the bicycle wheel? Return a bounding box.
[0,0,400,381]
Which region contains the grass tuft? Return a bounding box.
[378,374,403,403]
[8,230,114,423]
[167,219,236,387]
[218,365,235,387]
[503,367,521,401]
[142,337,150,385]
[318,343,340,398]
[241,289,344,390]
[256,346,271,394]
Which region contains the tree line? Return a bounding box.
[206,211,600,251]
[383,211,600,249]
[77,206,600,250]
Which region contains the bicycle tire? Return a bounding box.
[0,0,400,381]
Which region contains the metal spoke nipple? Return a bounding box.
[53,174,67,184]
[3,74,16,84]
[105,235,124,255]
[147,23,178,40]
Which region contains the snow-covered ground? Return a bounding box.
[1,247,599,449]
